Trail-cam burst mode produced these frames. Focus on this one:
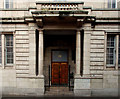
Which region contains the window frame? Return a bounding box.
[0,32,15,68]
[118,35,120,67]
[4,0,13,9]
[5,34,14,65]
[105,33,120,69]
[106,34,116,67]
[0,35,2,65]
[108,0,117,8]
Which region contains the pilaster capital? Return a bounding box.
[76,30,81,34]
[37,29,44,34]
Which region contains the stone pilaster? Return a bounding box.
[83,30,91,76]
[29,23,38,76]
[29,30,36,76]
[38,30,44,78]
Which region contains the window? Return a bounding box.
[5,35,13,64]
[108,0,117,8]
[106,34,120,68]
[0,35,1,64]
[118,35,120,67]
[5,0,13,9]
[106,35,116,66]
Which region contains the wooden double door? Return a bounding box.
[51,62,68,85]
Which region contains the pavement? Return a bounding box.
[1,96,119,99]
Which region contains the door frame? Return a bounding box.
[51,49,69,86]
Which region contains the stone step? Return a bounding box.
[45,91,74,96]
[45,94,74,96]
[45,87,74,96]
[50,87,69,92]
[45,91,73,94]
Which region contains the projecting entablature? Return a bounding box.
[30,2,96,28]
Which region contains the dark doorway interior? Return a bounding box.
[44,31,76,88]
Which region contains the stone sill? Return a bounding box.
[74,76,103,79]
[16,75,44,79]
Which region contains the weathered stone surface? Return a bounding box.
[0,0,119,97]
[74,89,91,96]
[74,79,90,90]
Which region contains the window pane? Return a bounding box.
[5,0,9,9]
[112,0,116,8]
[108,0,116,8]
[0,35,1,64]
[10,0,13,8]
[106,35,116,65]
[108,0,112,8]
[118,35,120,66]
[5,0,13,9]
[5,35,13,64]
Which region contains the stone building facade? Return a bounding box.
[0,0,120,97]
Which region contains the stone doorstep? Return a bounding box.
[50,87,69,91]
[45,91,73,94]
[50,88,69,92]
[45,92,74,96]
[45,87,74,96]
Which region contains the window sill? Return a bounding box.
[4,66,14,69]
[106,65,115,68]
[4,64,14,69]
[105,66,116,70]
[5,64,13,66]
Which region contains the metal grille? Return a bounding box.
[52,51,67,62]
[0,35,1,64]
[106,35,116,65]
[5,35,13,64]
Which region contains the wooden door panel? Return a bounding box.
[52,79,59,84]
[52,63,60,85]
[60,63,68,85]
[52,62,68,85]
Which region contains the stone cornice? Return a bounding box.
[0,16,120,24]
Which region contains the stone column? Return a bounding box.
[74,30,91,96]
[75,30,81,77]
[38,30,44,77]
